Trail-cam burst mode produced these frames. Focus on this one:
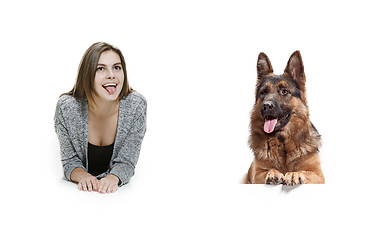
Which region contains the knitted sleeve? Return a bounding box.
[54,98,86,181]
[109,97,147,186]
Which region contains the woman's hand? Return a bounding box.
[97,174,119,194]
[71,168,99,192]
[78,174,99,192]
[70,168,119,193]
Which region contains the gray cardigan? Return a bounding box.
[54,91,147,186]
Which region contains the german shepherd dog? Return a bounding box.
[244,51,324,185]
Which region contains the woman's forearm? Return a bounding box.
[70,168,91,183]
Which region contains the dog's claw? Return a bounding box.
[265,170,285,185]
[284,172,306,186]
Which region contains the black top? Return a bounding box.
[88,142,114,176]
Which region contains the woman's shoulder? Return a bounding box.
[56,95,85,113]
[121,91,147,108]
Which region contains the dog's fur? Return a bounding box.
[243,51,324,185]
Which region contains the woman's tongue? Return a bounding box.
[105,86,116,95]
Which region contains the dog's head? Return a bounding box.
[254,51,309,134]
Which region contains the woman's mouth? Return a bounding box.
[102,83,118,95]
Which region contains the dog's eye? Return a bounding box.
[280,89,289,96]
[259,89,268,96]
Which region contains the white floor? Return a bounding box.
[4,173,387,239]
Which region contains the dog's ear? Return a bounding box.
[284,51,305,87]
[255,52,273,101]
[257,52,273,79]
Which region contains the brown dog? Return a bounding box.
[244,51,324,185]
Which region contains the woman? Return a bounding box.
[54,42,147,194]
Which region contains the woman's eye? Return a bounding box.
[281,89,289,95]
[97,67,104,71]
[114,65,122,70]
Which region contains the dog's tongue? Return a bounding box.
[106,86,116,95]
[264,119,277,133]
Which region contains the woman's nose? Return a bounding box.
[106,69,115,79]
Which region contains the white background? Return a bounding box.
[1,0,388,239]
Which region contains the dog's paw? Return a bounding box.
[265,169,284,185]
[284,172,306,186]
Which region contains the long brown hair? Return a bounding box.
[61,42,133,107]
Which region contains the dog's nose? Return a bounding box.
[262,101,275,112]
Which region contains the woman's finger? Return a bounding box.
[97,179,101,191]
[98,181,106,193]
[92,179,99,192]
[81,181,87,191]
[111,185,118,193]
[107,183,115,193]
[86,180,93,192]
[100,181,109,194]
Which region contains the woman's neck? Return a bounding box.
[88,97,120,118]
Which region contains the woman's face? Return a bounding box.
[93,50,124,103]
